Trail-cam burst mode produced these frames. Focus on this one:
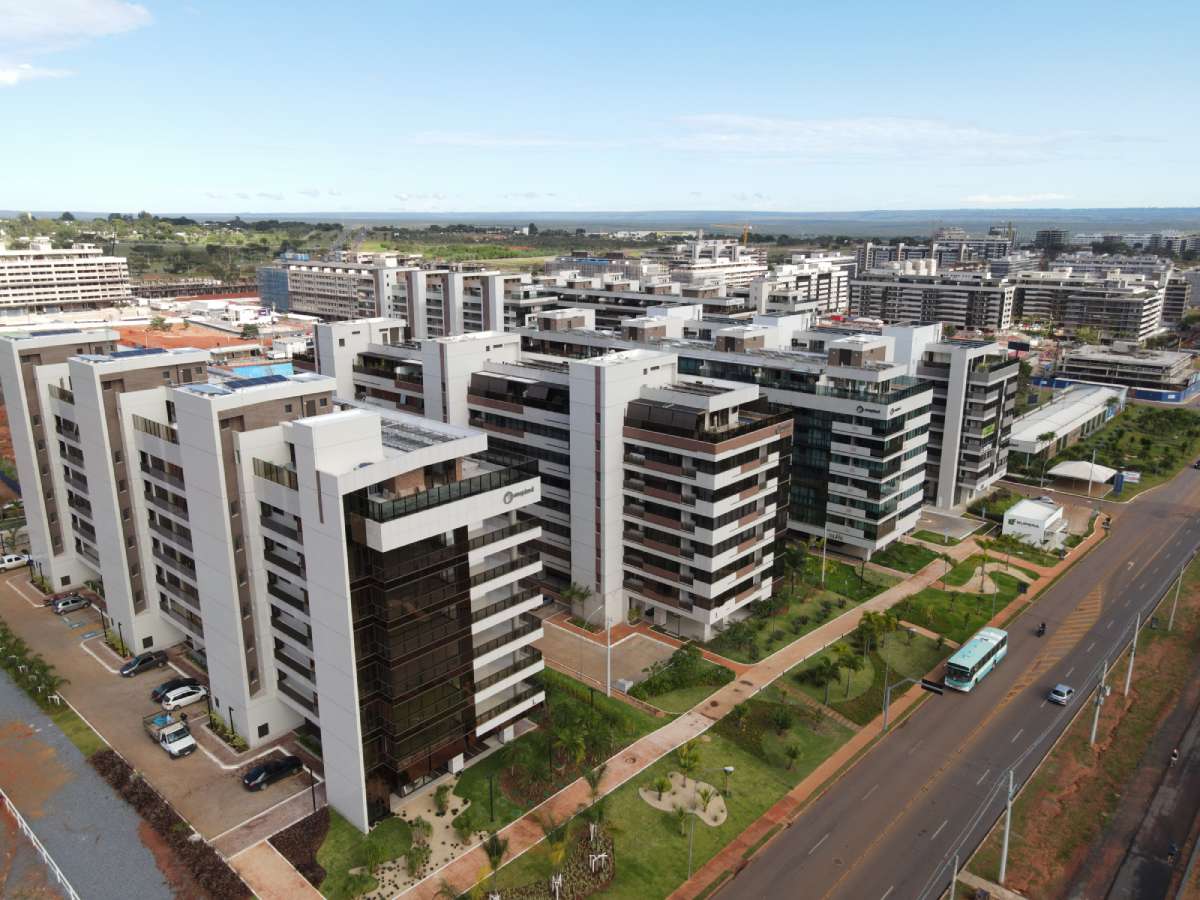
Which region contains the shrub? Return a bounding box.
[434,783,450,816]
[629,643,734,700]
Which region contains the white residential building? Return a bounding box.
[0,239,132,316]
[851,260,1016,332]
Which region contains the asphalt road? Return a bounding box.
[726,465,1200,900]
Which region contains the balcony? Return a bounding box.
[274,646,317,683]
[267,579,309,614]
[48,384,74,404]
[264,548,306,578]
[133,414,179,445]
[472,586,542,624]
[271,612,313,649]
[476,684,544,730]
[475,649,543,694]
[474,614,542,660]
[144,491,188,521]
[253,458,298,490]
[156,575,200,605]
[140,462,185,491]
[76,541,100,567]
[277,676,319,713]
[261,515,302,542]
[63,469,88,493]
[148,518,192,551]
[153,546,196,579]
[160,601,204,638]
[353,452,539,524]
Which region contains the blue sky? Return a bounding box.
[2,0,1197,215]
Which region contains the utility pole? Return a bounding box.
[950,852,959,900]
[1087,447,1097,499]
[821,526,828,586]
[1123,613,1140,697]
[1168,565,1184,631]
[1090,658,1108,746]
[999,769,1014,885]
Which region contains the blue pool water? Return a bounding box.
[229,362,294,378]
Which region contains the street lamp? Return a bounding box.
[687,765,735,878]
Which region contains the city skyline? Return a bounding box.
[2,0,1198,214]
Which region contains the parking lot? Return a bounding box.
[0,570,321,842]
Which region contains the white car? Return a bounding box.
[161,684,208,711]
[0,554,27,571]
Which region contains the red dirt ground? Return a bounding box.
[0,721,75,819]
[0,804,60,899]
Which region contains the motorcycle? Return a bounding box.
[1036,622,1046,637]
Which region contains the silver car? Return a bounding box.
[52,594,89,615]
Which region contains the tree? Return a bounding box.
[771,706,793,735]
[808,656,840,706]
[783,543,806,593]
[527,222,539,236]
[562,582,593,620]
[583,762,607,805]
[785,744,802,770]
[833,643,864,699]
[674,804,689,836]
[676,740,701,785]
[483,831,509,891]
[59,211,75,221]
[240,323,260,340]
[652,774,671,800]
[1074,325,1101,345]
[147,316,171,332]
[538,814,569,875]
[696,786,715,814]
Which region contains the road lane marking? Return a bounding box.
[1040,699,1047,708]
[930,819,948,841]
[79,637,120,673]
[1085,641,1095,653]
[862,783,879,801]
[11,578,43,608]
[1107,621,1113,629]
[976,768,991,785]
[808,832,830,856]
[907,738,924,756]
[880,887,894,900]
[1011,728,1025,744]
[1065,667,1075,679]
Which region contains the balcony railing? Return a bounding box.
[140,462,185,491]
[148,518,192,550]
[271,614,313,649]
[144,491,188,520]
[475,649,542,693]
[48,384,74,404]
[267,580,309,613]
[133,414,179,444]
[477,685,544,727]
[472,586,541,624]
[160,601,204,636]
[474,614,541,659]
[76,541,100,566]
[153,546,196,577]
[275,646,316,681]
[352,452,538,524]
[265,549,305,578]
[156,575,199,604]
[253,458,298,490]
[277,676,318,713]
[260,515,301,542]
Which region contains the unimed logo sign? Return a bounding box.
[503,486,535,505]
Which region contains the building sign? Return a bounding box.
[1121,470,1141,484]
[503,486,536,504]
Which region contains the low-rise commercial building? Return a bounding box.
[1009,383,1125,458]
[1003,497,1066,548]
[1048,342,1200,401]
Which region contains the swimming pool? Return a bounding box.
[228,362,294,378]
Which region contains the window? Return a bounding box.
[143,637,153,649]
[162,371,171,381]
[113,450,122,464]
[122,508,130,521]
[285,404,293,413]
[319,398,328,407]
[31,415,40,426]
[230,500,240,517]
[338,338,345,347]
[61,576,70,587]
[118,479,126,492]
[257,723,270,738]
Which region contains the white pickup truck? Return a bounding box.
[142,711,197,758]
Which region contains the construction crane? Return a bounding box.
[712,223,753,244]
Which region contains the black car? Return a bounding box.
[151,676,200,703]
[241,755,305,791]
[119,651,169,677]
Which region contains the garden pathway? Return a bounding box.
[228,841,322,900]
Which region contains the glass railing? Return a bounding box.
[473,614,541,659]
[472,586,541,623]
[477,685,544,726]
[267,580,309,613]
[48,384,74,404]
[353,453,538,523]
[133,414,178,444]
[253,458,298,490]
[475,649,542,693]
[277,676,318,712]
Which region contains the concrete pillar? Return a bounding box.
[449,753,465,774]
[500,724,516,743]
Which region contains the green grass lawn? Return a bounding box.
[317,812,412,900]
[871,541,940,574]
[48,704,107,757]
[490,706,853,899]
[644,659,730,714]
[977,537,1060,568]
[785,631,952,725]
[452,669,662,836]
[941,553,1036,587]
[1010,405,1200,499]
[893,572,1024,644]
[705,567,894,664]
[911,529,964,546]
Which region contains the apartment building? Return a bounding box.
[0,331,546,832]
[986,252,1042,278]
[746,257,850,317]
[0,239,132,316]
[1013,270,1165,342]
[256,263,291,312]
[907,339,1019,508]
[283,258,400,320]
[643,237,768,288]
[1054,343,1199,398]
[1035,229,1069,250]
[850,260,1016,332]
[535,272,756,329]
[544,252,668,281]
[1049,252,1172,283]
[1163,273,1192,324]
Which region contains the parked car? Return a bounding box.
[52,594,89,615]
[0,554,27,571]
[1048,683,1075,705]
[161,684,208,711]
[151,676,200,703]
[119,651,169,677]
[241,754,305,791]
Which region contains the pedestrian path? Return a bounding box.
[229,841,323,900]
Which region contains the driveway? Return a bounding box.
[0,571,320,841]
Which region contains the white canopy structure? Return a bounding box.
[1046,460,1118,483]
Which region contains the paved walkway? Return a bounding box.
[960,871,1029,900]
[229,841,323,900]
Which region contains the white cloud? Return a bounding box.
[504,191,557,200]
[669,114,1094,165]
[256,192,283,202]
[298,188,322,198]
[0,62,70,86]
[0,0,151,46]
[963,192,1070,204]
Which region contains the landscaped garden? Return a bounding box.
[1006,404,1200,497]
[966,486,1025,523]
[977,535,1061,568]
[784,615,953,725]
[629,643,735,714]
[870,540,941,573]
[912,529,965,546]
[703,552,899,665]
[449,669,662,840]
[488,705,854,899]
[893,571,1026,644]
[941,553,1038,587]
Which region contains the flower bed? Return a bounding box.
[496,827,616,899]
[89,749,251,898]
[269,807,329,887]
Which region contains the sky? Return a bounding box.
[1,0,1198,216]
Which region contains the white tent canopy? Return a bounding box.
[1046,460,1118,483]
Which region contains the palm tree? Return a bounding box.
[538,814,569,876]
[785,744,802,770]
[879,610,900,648]
[583,763,607,806]
[673,804,689,836]
[836,646,865,700]
[783,543,806,593]
[652,774,671,800]
[696,786,715,814]
[808,656,840,706]
[676,740,701,786]
[483,831,509,892]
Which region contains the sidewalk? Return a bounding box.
[229,841,323,900]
